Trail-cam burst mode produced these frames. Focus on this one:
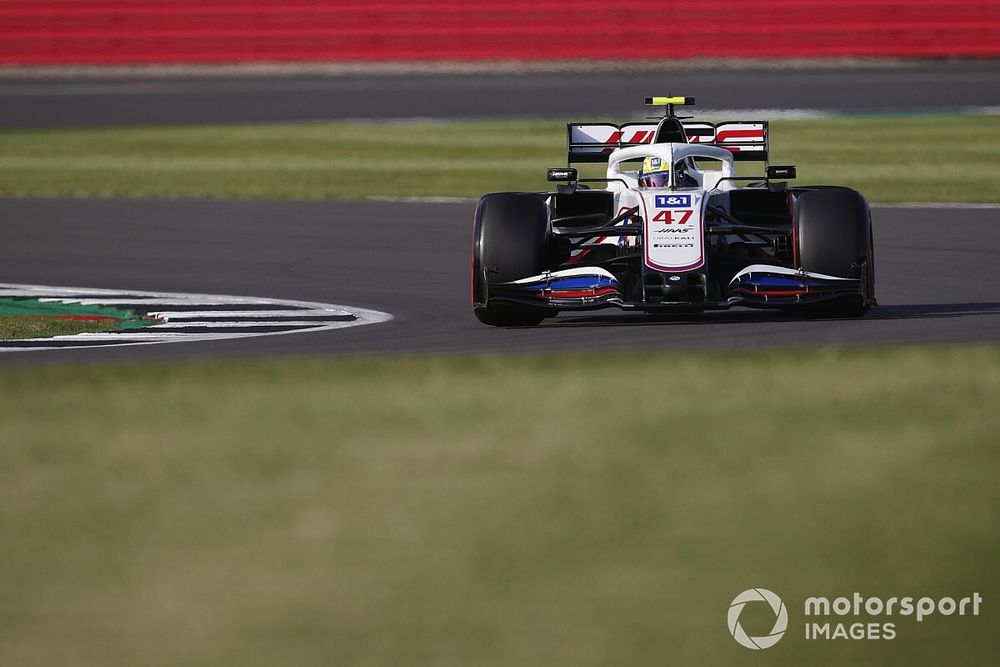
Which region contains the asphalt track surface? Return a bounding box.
[2,198,998,362]
[2,62,998,360]
[3,61,1000,127]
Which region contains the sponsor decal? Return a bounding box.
[643,191,704,271]
[655,194,691,208]
[568,122,765,159]
[596,128,655,152]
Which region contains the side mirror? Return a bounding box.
[547,167,578,182]
[766,165,796,179]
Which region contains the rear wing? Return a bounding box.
[567,121,768,163]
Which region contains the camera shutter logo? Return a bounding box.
[728,588,788,650]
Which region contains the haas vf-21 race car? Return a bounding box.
[472,96,876,326]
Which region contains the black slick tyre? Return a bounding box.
[794,187,874,318]
[471,193,551,327]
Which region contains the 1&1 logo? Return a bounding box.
[654,194,691,208]
[728,588,788,650]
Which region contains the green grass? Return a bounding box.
[0,299,150,340]
[770,116,1000,203]
[0,315,119,339]
[1,345,998,666]
[0,116,997,202]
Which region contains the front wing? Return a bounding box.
[486,265,865,311]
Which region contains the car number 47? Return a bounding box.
[652,210,693,224]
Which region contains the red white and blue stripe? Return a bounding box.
[727,264,859,303]
[502,267,623,303]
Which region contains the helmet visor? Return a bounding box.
[639,171,669,188]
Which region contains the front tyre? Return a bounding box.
[472,193,551,327]
[473,303,547,327]
[794,187,875,318]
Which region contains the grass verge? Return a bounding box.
[0,315,119,339]
[0,299,149,340]
[1,344,997,666]
[0,115,997,203]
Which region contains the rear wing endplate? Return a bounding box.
[567,121,768,163]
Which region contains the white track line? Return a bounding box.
[36,297,280,306]
[149,321,327,329]
[147,309,352,320]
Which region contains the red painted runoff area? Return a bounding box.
[1,0,998,65]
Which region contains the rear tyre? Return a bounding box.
[795,187,874,318]
[472,193,551,327]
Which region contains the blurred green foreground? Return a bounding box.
[1,345,997,666]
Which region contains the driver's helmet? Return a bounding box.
[638,156,670,188]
